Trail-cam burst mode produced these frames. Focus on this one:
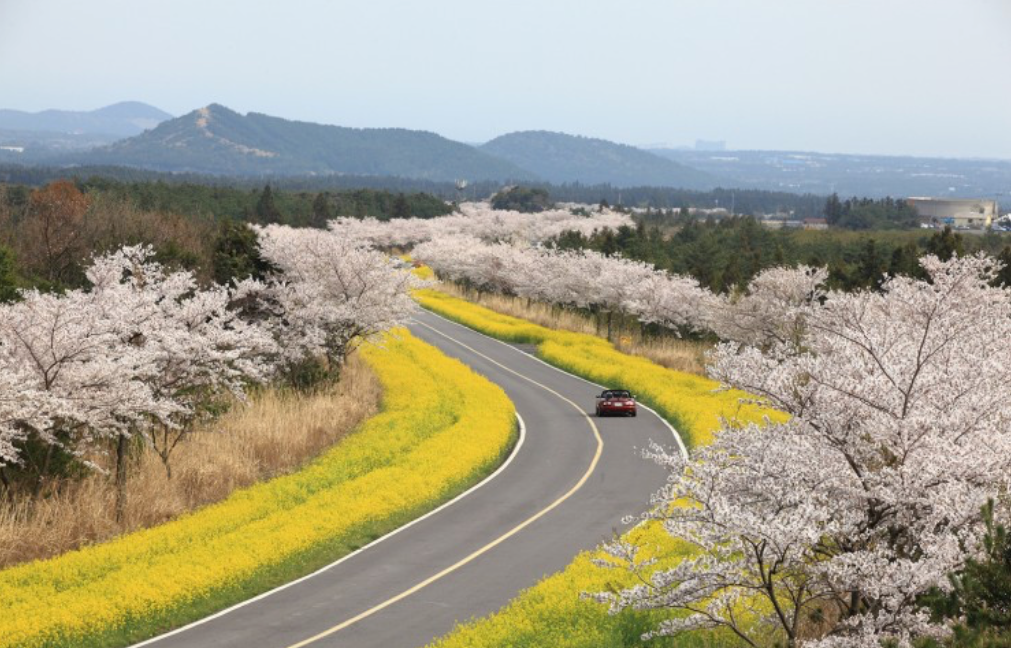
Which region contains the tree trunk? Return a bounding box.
[0,466,10,492]
[160,452,173,480]
[32,443,55,500]
[607,311,613,341]
[115,434,129,523]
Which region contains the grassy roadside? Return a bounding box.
[0,331,517,648]
[414,289,780,648]
[0,355,381,569]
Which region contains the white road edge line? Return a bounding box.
[126,411,527,648]
[419,308,690,461]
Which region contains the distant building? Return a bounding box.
[907,197,997,229]
[688,207,730,218]
[803,218,829,230]
[695,139,726,151]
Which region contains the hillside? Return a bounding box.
[0,101,172,137]
[481,130,722,189]
[76,104,537,181]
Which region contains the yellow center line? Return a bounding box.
[282,321,603,648]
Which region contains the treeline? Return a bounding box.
[551,216,1011,293]
[638,195,924,231]
[0,163,828,215]
[824,193,920,229]
[552,185,827,218]
[1,178,453,226]
[490,186,553,212]
[0,179,451,297]
[0,163,472,194]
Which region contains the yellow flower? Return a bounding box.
[0,331,516,648]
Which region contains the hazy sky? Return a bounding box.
[1,0,1009,158]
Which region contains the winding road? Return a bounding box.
[133,309,678,648]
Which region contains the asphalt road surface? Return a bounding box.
[133,309,678,648]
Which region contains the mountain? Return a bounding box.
[480,131,723,189]
[75,104,536,181]
[0,102,172,138]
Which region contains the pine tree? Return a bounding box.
[992,246,1011,288]
[0,244,18,303]
[212,221,272,284]
[854,238,885,289]
[888,242,925,280]
[923,500,1011,647]
[311,192,333,228]
[926,226,965,261]
[392,193,411,219]
[824,193,843,225]
[254,184,282,223]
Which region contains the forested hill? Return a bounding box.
[73,104,537,181]
[480,130,724,189]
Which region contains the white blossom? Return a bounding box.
[328,201,633,247]
[252,224,418,367]
[598,255,1011,647]
[413,235,708,335]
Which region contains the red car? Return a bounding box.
[595,389,637,417]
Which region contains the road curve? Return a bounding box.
[133,309,675,648]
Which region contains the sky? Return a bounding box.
[1,0,1009,158]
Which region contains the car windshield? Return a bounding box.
[604,390,631,399]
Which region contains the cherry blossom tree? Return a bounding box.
[625,268,712,334]
[0,285,159,499]
[329,201,633,248]
[413,236,710,338]
[250,224,418,375]
[706,265,828,348]
[594,255,1011,648]
[86,247,277,481]
[0,228,414,505]
[0,245,279,512]
[0,366,49,488]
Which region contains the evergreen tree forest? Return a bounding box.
[551,216,1011,293]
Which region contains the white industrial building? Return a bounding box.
[907,197,998,229]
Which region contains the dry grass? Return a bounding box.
[436,283,710,376]
[0,354,381,569]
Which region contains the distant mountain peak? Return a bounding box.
[481,130,722,189]
[188,105,277,158]
[73,105,535,181]
[92,101,173,119]
[200,103,239,116]
[0,101,172,137]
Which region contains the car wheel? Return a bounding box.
[631,411,637,417]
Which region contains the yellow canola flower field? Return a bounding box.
[415,289,782,648]
[0,331,516,648]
